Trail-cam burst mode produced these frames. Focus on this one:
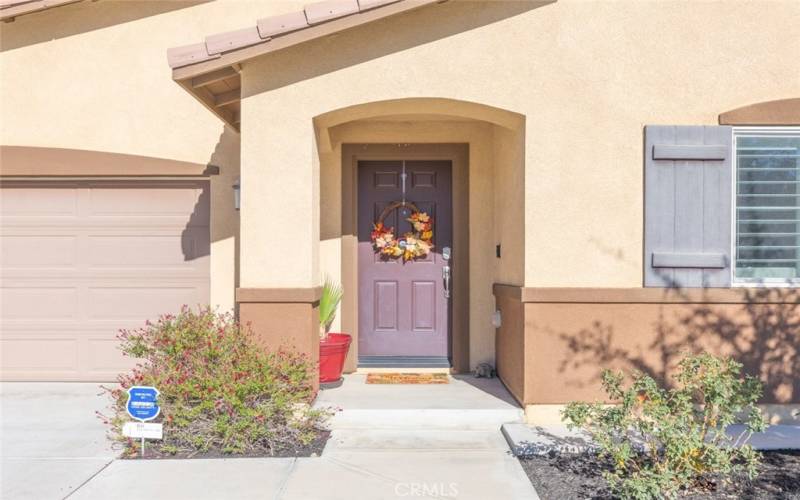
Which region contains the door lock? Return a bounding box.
[442,247,451,299]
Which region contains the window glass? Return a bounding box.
[735,131,800,281]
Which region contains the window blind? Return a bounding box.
[735,130,800,281]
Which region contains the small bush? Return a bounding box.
[99,307,329,457]
[562,353,766,499]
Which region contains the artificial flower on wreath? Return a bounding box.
[371,209,434,261]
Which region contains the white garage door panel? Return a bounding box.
[2,235,77,268]
[89,235,195,268]
[0,181,210,381]
[87,285,209,319]
[1,338,79,372]
[0,186,78,216]
[2,287,80,319]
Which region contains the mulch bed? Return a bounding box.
[125,430,330,460]
[519,450,800,499]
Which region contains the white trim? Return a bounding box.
[732,126,800,287]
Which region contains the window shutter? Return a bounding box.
[644,125,733,287]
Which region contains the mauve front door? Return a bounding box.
[358,160,452,360]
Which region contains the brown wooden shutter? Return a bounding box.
[644,125,733,287]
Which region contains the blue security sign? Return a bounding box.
[126,386,160,422]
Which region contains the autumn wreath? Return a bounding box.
[371,201,434,261]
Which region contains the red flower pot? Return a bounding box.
[319,333,352,383]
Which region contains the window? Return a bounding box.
[734,127,800,283]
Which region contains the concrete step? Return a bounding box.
[323,429,512,455]
[323,407,524,431]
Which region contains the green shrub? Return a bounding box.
[562,354,766,499]
[99,307,329,457]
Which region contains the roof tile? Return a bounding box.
[167,42,220,68]
[205,26,265,56]
[0,0,82,20]
[304,0,359,25]
[256,11,309,38]
[357,0,401,12]
[168,0,437,70]
[1,0,40,9]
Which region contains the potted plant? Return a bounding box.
[318,277,351,384]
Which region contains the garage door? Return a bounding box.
[0,180,210,381]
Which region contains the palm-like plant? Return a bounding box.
[319,277,343,339]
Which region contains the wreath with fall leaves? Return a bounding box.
[371,201,434,261]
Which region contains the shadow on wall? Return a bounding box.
[180,124,240,263]
[180,185,210,261]
[243,0,555,97]
[0,0,211,52]
[557,287,800,404]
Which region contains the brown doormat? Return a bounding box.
[365,373,449,384]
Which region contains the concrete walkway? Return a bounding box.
[2,376,539,500]
[0,383,115,499]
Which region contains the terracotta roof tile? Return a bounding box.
[167,0,424,70]
[166,42,220,69]
[169,0,444,131]
[256,11,309,38]
[1,0,40,8]
[0,0,83,21]
[205,26,265,56]
[304,0,359,25]
[357,0,401,11]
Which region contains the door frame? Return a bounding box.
[341,144,470,372]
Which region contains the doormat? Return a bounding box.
[365,373,449,384]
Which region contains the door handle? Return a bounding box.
[443,264,451,299]
[442,246,451,299]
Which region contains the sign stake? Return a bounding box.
[124,386,161,459]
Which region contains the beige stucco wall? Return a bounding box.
[493,125,525,286]
[239,0,798,288]
[0,0,304,311]
[521,0,800,287]
[1,0,798,369]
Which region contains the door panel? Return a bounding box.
[374,281,399,331]
[358,160,452,358]
[411,281,436,331]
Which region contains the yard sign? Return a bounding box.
[124,386,162,457]
[126,386,160,421]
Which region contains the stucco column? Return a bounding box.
[238,93,320,386]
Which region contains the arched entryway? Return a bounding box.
[314,98,526,374]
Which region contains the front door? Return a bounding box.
[357,160,452,363]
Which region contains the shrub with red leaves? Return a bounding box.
[99,307,329,457]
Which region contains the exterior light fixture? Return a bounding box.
[233,178,241,211]
[492,310,502,329]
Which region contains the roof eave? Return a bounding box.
[169,0,446,132]
[177,72,241,132]
[170,0,442,82]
